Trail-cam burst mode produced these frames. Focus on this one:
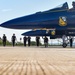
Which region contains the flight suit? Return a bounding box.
[3,35,7,46]
[23,36,27,46]
[28,36,31,46]
[36,36,40,46]
[70,38,73,48]
[44,37,48,48]
[12,35,16,47]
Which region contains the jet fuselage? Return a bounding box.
[1,10,75,30]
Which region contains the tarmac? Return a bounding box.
[0,46,75,75]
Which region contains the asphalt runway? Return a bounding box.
[0,46,75,75]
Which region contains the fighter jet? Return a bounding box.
[22,29,75,37]
[22,29,75,48]
[0,2,70,30]
[1,2,75,47]
[22,30,63,38]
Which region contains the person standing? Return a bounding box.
[72,1,75,9]
[45,36,48,48]
[2,34,7,46]
[69,37,73,48]
[11,34,16,47]
[23,36,27,46]
[43,36,48,48]
[36,36,40,47]
[28,36,31,46]
[70,2,75,11]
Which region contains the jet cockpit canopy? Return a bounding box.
[36,2,69,14]
[50,2,69,11]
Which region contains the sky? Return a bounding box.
[0,0,74,42]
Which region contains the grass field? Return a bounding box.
[0,47,75,75]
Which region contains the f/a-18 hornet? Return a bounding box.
[1,2,75,47]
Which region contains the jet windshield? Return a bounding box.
[36,2,69,14]
[50,2,69,11]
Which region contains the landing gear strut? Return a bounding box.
[62,35,68,48]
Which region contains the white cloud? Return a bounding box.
[1,9,12,12]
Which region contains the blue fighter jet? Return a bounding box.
[22,29,75,37]
[21,30,63,40]
[0,2,70,29]
[1,2,75,47]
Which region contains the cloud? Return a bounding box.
[1,9,12,12]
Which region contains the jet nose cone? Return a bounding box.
[0,19,14,29]
[0,23,7,28]
[0,22,8,28]
[0,20,18,29]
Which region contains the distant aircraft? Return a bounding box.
[1,2,75,47]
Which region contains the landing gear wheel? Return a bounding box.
[62,43,67,48]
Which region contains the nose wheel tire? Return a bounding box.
[62,43,67,48]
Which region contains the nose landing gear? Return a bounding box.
[62,35,68,48]
[62,35,74,48]
[62,43,67,48]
